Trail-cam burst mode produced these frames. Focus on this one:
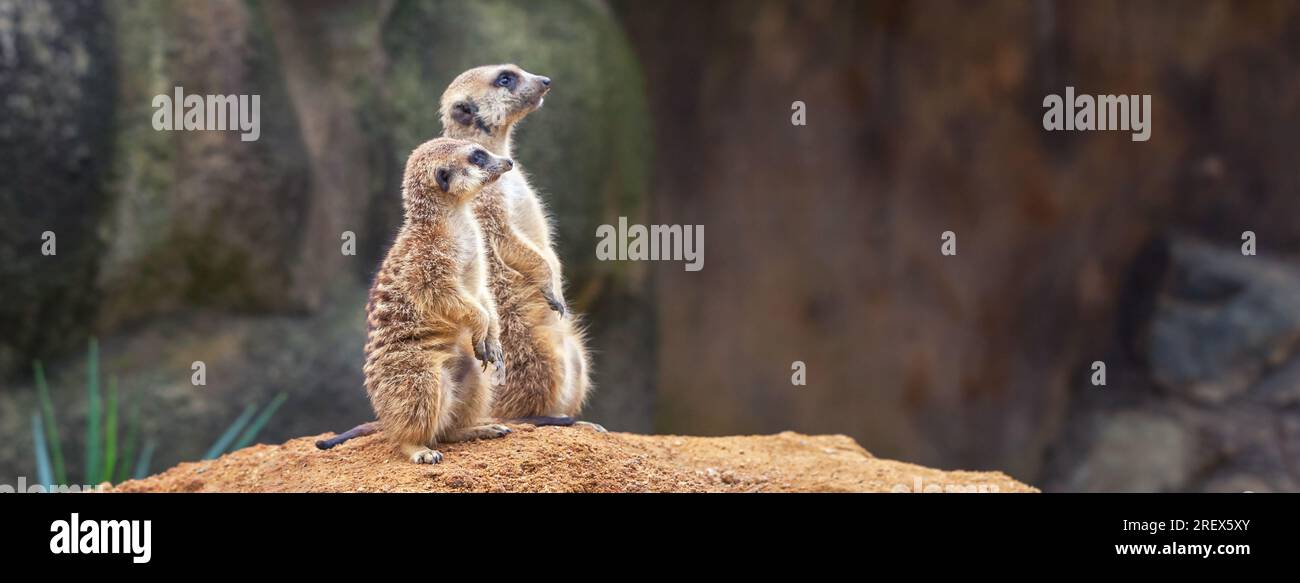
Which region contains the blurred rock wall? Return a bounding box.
[0,0,114,374]
[615,0,1300,488]
[1044,237,1300,492]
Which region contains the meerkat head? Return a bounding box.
[402,137,514,216]
[439,64,552,148]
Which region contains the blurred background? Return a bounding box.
[2,0,1300,492]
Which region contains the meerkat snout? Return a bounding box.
[470,147,513,174]
[531,75,551,108]
[472,148,513,178]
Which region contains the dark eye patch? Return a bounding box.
[469,149,488,168]
[494,71,517,89]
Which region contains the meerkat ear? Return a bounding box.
[434,168,451,192]
[451,100,477,126]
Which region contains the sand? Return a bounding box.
[109,425,1037,493]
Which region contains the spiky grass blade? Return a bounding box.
[33,361,66,485]
[203,404,257,460]
[85,339,102,483]
[133,439,156,480]
[232,393,288,451]
[32,412,53,490]
[116,394,142,484]
[102,376,119,484]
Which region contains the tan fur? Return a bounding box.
[439,64,592,419]
[364,137,515,464]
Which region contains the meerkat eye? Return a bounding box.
[495,72,516,89]
[469,149,488,167]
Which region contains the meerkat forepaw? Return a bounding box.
[575,421,607,433]
[409,448,443,464]
[543,288,567,318]
[477,337,504,375]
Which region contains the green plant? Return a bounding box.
[203,392,287,459]
[29,340,147,489]
[32,412,53,487]
[29,339,289,490]
[117,392,143,483]
[33,360,66,485]
[133,440,157,480]
[85,339,101,483]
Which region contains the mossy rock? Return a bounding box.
[0,0,114,377]
[97,0,312,328]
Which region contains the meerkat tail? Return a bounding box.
[505,415,577,427]
[315,421,379,450]
[502,416,607,432]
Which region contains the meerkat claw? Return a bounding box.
[410,448,443,464]
[543,289,566,318]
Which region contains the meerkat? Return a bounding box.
[316,66,596,453]
[361,137,515,464]
[439,64,596,427]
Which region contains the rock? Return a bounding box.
[0,0,316,376]
[1146,238,1300,404]
[97,0,314,326]
[1064,411,1195,493]
[1253,355,1300,406]
[110,428,1038,493]
[1199,473,1276,494]
[0,0,114,374]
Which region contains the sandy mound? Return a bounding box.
[110,425,1037,493]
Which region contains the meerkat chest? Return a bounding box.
[498,171,534,215]
[448,209,485,278]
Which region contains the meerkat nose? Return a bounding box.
[539,76,551,87]
[501,158,514,171]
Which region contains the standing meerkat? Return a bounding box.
[439,64,595,426]
[363,137,515,464]
[315,66,597,453]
